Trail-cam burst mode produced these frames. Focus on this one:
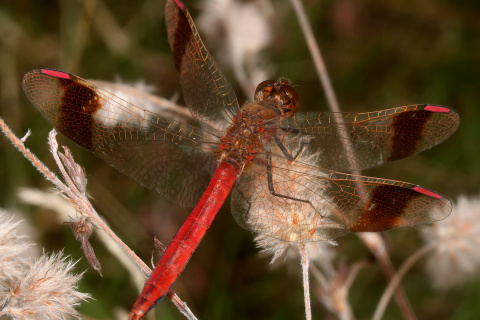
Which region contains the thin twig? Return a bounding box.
[339,261,368,320]
[0,119,67,190]
[91,0,131,54]
[60,0,97,72]
[362,233,416,320]
[168,291,198,320]
[289,0,341,113]
[373,243,435,320]
[0,118,197,320]
[289,1,416,319]
[288,0,360,175]
[309,261,330,291]
[47,130,151,276]
[289,0,363,179]
[300,244,312,320]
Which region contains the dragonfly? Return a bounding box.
[22,0,460,318]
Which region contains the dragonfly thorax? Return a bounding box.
[219,80,299,163]
[219,103,279,163]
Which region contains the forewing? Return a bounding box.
[278,105,460,171]
[91,80,199,126]
[166,0,239,132]
[232,155,452,244]
[23,69,219,207]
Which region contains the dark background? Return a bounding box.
[1,0,479,319]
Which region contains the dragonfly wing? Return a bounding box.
[232,159,348,243]
[91,80,199,126]
[232,156,452,244]
[278,105,460,172]
[166,0,239,132]
[23,69,219,207]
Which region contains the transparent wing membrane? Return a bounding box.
[23,69,220,206]
[166,0,239,132]
[278,105,460,171]
[232,155,452,244]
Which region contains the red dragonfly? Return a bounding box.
[22,0,460,318]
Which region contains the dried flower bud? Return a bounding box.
[236,155,338,264]
[0,250,90,320]
[421,195,480,289]
[71,217,102,275]
[58,147,87,195]
[0,212,31,290]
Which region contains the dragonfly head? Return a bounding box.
[254,79,299,117]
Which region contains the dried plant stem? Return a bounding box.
[91,0,131,54]
[1,119,65,191]
[0,118,197,320]
[363,233,416,320]
[289,0,340,113]
[168,292,198,320]
[289,1,415,319]
[309,261,329,291]
[340,261,367,320]
[300,244,312,320]
[289,0,364,183]
[60,0,97,72]
[373,243,435,320]
[46,130,151,276]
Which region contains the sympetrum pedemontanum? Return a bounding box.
[22,0,460,318]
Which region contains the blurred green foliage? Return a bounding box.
[0,0,479,319]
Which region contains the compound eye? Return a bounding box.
[255,80,276,93]
[254,80,276,101]
[282,84,300,116]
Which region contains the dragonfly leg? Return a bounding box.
[273,136,310,161]
[265,145,321,216]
